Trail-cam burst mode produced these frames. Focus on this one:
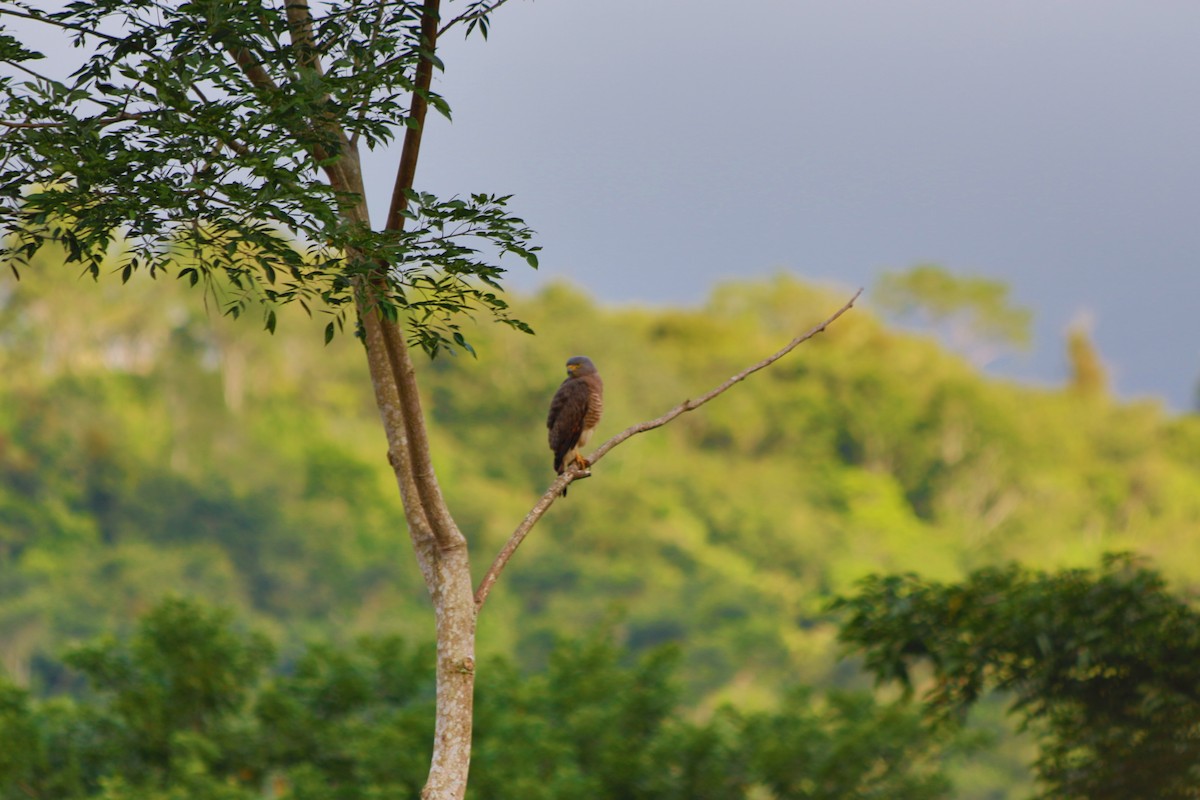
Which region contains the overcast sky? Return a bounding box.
[390,0,1200,410]
[8,2,1200,408]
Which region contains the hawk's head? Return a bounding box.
[565,356,597,377]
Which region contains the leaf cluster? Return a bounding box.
[0,597,960,800]
[833,555,1200,799]
[0,0,537,353]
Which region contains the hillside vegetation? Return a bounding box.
[3,260,1200,707]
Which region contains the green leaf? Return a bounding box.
[452,330,476,358]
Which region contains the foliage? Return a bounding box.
[1066,324,1108,398]
[3,266,1200,795]
[738,687,959,800]
[0,0,538,355]
[833,555,1200,799]
[874,264,1032,363]
[0,597,959,800]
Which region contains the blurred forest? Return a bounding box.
[3,251,1200,798]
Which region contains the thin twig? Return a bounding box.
[438,0,513,37]
[0,6,124,44]
[0,57,59,85]
[474,287,864,609]
[348,0,388,148]
[0,111,146,129]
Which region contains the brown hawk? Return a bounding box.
[547,356,604,495]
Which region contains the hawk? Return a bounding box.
[547,356,604,495]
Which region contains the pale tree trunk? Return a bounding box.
[358,304,477,800]
[342,4,479,796]
[275,0,478,796]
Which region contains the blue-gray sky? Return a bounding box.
[9,2,1200,408]
[389,0,1200,409]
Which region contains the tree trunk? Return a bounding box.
[316,0,474,789]
[357,290,476,800]
[424,544,477,799]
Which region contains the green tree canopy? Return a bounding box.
[834,555,1200,800]
[874,264,1032,364]
[0,0,538,353]
[0,597,963,800]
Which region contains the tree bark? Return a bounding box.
[271,0,475,796]
[358,297,476,800]
[355,2,478,797]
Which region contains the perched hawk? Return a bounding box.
[547,356,604,495]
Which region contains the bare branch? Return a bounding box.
[589,288,864,464]
[474,288,864,610]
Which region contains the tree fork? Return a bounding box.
[370,2,477,797]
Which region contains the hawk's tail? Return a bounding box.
[553,453,570,497]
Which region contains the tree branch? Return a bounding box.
[0,6,123,44]
[385,0,440,232]
[278,0,362,191]
[348,0,389,148]
[358,0,462,557]
[0,111,147,129]
[226,45,282,93]
[474,288,864,610]
[438,0,513,37]
[378,301,465,554]
[283,0,324,77]
[0,57,61,85]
